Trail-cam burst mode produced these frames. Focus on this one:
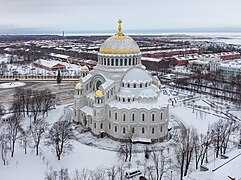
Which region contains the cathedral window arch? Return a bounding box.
[115,58,118,66]
[140,83,143,88]
[152,128,155,134]
[128,98,130,102]
[142,127,145,134]
[161,112,163,120]
[109,110,111,118]
[107,58,110,66]
[124,59,127,66]
[115,112,118,120]
[132,113,135,121]
[109,123,111,129]
[133,83,136,88]
[132,127,135,133]
[127,83,130,88]
[120,59,123,66]
[111,58,114,66]
[145,83,148,87]
[123,98,125,102]
[100,123,103,129]
[152,114,155,122]
[160,126,163,132]
[115,126,117,132]
[129,59,131,65]
[123,113,126,122]
[142,114,145,121]
[123,127,125,134]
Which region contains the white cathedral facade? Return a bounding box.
[73,20,169,142]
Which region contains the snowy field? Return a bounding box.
[0,82,26,89]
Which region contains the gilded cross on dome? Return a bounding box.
[117,19,124,36]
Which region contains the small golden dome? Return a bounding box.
[80,65,89,71]
[95,90,104,97]
[75,83,83,89]
[157,80,161,86]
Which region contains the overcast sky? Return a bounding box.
[0,0,241,34]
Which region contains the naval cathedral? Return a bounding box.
[74,20,169,142]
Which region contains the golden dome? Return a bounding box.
[75,82,83,89]
[99,20,140,55]
[157,80,161,86]
[95,90,104,97]
[80,65,89,71]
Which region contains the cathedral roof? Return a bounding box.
[99,20,140,55]
[122,68,152,83]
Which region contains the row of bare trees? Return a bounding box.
[174,119,238,180]
[11,88,56,121]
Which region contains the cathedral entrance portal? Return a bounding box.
[91,74,106,91]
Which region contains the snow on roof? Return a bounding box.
[100,78,115,91]
[49,53,69,59]
[122,68,152,83]
[34,59,64,68]
[131,137,152,143]
[80,106,93,116]
[1,113,14,120]
[109,93,168,110]
[141,57,162,62]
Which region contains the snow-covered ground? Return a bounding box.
[0,87,240,180]
[0,82,26,89]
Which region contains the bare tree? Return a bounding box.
[30,118,48,156]
[45,120,75,160]
[7,113,22,157]
[19,128,31,154]
[0,133,9,165]
[174,127,197,179]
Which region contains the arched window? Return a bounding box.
[140,83,142,88]
[161,112,163,120]
[142,127,145,134]
[127,83,130,88]
[132,113,135,121]
[152,128,155,134]
[111,59,114,66]
[152,114,155,122]
[109,123,111,129]
[109,111,111,118]
[94,123,96,128]
[129,59,131,65]
[115,58,118,66]
[122,82,124,87]
[133,84,136,88]
[123,98,125,102]
[123,114,126,121]
[128,98,130,102]
[132,127,135,133]
[125,59,127,66]
[142,114,145,121]
[145,83,148,87]
[115,112,118,120]
[123,128,125,134]
[107,58,110,66]
[160,126,162,132]
[120,59,123,66]
[100,123,103,129]
[115,126,117,132]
